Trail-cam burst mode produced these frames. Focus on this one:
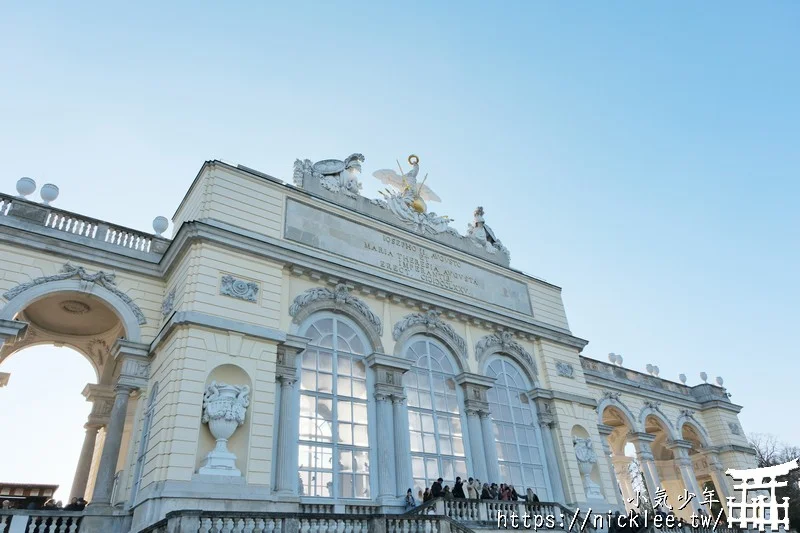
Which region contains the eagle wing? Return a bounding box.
[372,169,407,189]
[418,183,441,202]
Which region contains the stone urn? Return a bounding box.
[199,381,250,476]
[574,437,604,500]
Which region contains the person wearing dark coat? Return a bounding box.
[452,477,465,499]
[481,483,492,499]
[431,478,444,498]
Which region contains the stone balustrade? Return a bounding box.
[0,193,169,258]
[0,510,84,532]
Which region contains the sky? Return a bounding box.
[0,1,798,502]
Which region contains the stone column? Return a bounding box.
[393,396,412,497]
[535,398,566,504]
[612,455,637,508]
[465,409,488,482]
[73,384,114,501]
[274,335,308,496]
[667,440,704,515]
[274,375,298,495]
[70,424,102,500]
[598,424,626,510]
[706,452,733,504]
[90,384,135,505]
[628,432,663,505]
[375,392,396,500]
[455,372,497,484]
[481,412,501,484]
[366,353,412,501]
[89,339,151,508]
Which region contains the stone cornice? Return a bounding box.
[583,370,744,414]
[627,431,657,443]
[150,310,286,353]
[365,352,413,373]
[717,444,757,457]
[597,423,615,437]
[0,319,27,340]
[665,439,694,451]
[1,203,590,351]
[526,387,598,408]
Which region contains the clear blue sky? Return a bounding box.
[1,2,798,499]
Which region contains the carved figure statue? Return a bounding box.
[467,206,509,257]
[371,155,457,235]
[293,153,365,198]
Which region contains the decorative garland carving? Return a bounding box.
[475,331,534,371]
[289,284,381,334]
[3,263,146,325]
[392,310,467,357]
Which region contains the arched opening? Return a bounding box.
[0,287,137,509]
[600,404,639,511]
[485,357,551,499]
[296,312,372,500]
[0,345,96,505]
[403,336,467,496]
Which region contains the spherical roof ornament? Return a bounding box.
[152,216,169,237]
[700,372,708,383]
[40,183,59,205]
[16,177,36,198]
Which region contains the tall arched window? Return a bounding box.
[485,359,551,498]
[298,314,370,499]
[404,338,467,494]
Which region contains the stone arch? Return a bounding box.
[392,311,467,364]
[676,415,711,448]
[1,278,143,342]
[474,331,538,385]
[398,332,467,374]
[289,285,383,353]
[639,403,677,441]
[596,394,640,433]
[0,339,101,383]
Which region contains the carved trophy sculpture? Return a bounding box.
[293,153,365,198]
[199,381,250,476]
[573,437,604,500]
[467,206,510,257]
[371,155,456,235]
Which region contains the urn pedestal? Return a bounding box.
[199,382,250,477]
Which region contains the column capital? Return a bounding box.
[597,423,615,437]
[390,395,406,405]
[368,353,411,398]
[0,319,28,341]
[375,391,393,403]
[83,384,115,426]
[455,372,495,405]
[627,431,656,444]
[277,334,310,370]
[665,439,694,453]
[113,339,151,390]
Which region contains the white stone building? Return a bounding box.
[0,155,757,533]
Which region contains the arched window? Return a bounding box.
[404,337,467,494]
[130,381,159,506]
[485,359,551,498]
[298,314,370,499]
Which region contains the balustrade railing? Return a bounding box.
[0,193,169,256]
[0,510,84,533]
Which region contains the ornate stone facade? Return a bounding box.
[0,155,756,533]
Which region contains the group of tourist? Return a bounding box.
[0,497,87,511]
[406,477,541,510]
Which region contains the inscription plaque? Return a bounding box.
[285,199,533,315]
